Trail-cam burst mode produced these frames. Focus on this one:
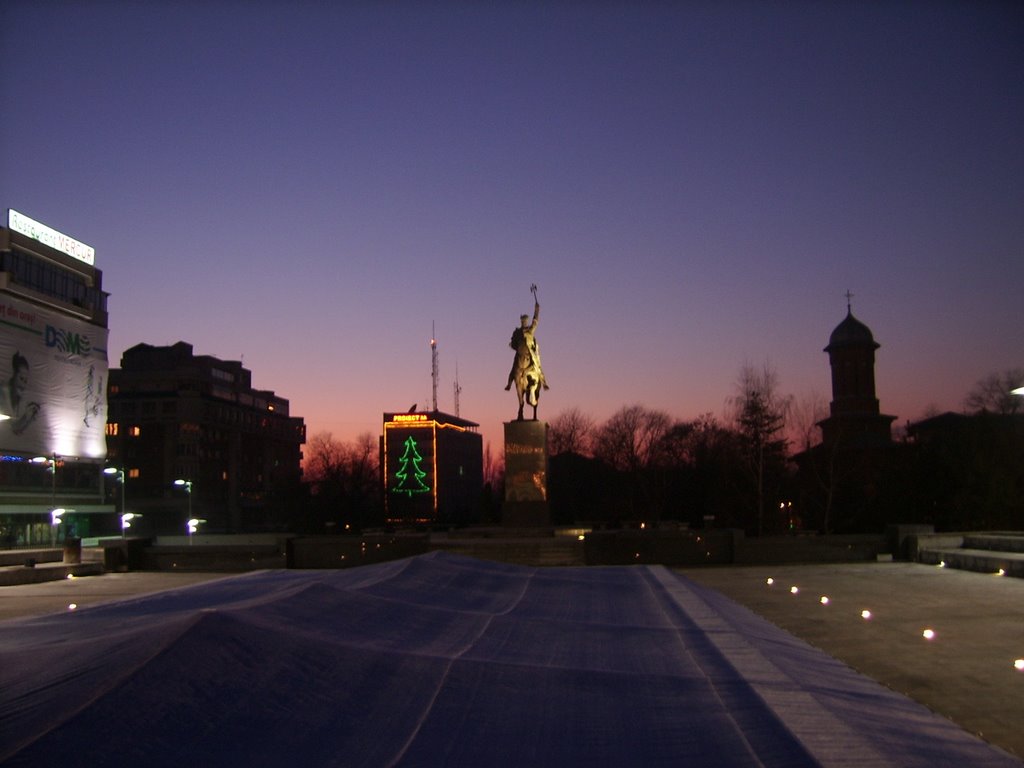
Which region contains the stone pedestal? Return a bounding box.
[502,420,550,527]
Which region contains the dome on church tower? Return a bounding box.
[825,310,878,352]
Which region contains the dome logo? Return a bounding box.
[45,325,93,357]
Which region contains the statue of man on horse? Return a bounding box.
[505,284,549,420]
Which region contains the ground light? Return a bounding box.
[1014,659,1024,671]
[861,610,872,620]
[923,629,936,640]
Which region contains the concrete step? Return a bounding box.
[918,547,1024,578]
[431,539,585,567]
[0,561,104,587]
[962,533,1024,554]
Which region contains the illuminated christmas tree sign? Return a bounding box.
[393,435,431,497]
[382,410,481,526]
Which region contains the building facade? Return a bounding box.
[106,342,306,535]
[0,209,112,547]
[382,410,482,526]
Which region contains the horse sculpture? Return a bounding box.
[510,345,543,420]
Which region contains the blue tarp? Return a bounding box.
[1,552,1019,766]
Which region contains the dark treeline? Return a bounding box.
[294,368,1022,536]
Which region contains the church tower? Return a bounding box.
[818,299,895,447]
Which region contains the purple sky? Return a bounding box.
[2,1,1021,453]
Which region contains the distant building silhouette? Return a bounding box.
[904,411,1024,531]
[107,342,306,534]
[818,308,896,448]
[795,306,897,533]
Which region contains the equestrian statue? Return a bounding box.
[505,284,549,420]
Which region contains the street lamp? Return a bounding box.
[174,479,193,523]
[1012,386,1024,397]
[104,467,127,537]
[32,455,57,510]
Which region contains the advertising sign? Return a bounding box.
[0,295,107,458]
[383,422,437,523]
[7,209,95,266]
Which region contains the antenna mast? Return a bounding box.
[454,362,462,417]
[430,322,438,413]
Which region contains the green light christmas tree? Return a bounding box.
[393,435,431,496]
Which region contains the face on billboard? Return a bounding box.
[0,295,107,458]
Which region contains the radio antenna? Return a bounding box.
[454,361,462,417]
[430,322,438,413]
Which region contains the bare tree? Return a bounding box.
[593,405,672,520]
[593,405,672,474]
[729,363,791,536]
[964,369,1024,415]
[304,431,381,529]
[549,407,596,455]
[789,391,829,452]
[305,432,347,487]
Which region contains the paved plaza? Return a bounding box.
[1,559,1021,761]
[681,561,1024,760]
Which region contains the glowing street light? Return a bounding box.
[104,467,127,536]
[186,518,207,543]
[50,507,65,547]
[120,512,139,534]
[1012,386,1024,397]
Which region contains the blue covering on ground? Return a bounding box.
[0,552,1019,767]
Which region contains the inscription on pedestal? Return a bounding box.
[503,420,550,527]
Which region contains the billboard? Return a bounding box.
[383,416,437,524]
[7,209,95,266]
[0,295,107,458]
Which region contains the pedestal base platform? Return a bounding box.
[502,420,550,527]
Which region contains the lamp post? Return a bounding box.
[33,456,58,548]
[50,508,65,547]
[104,467,127,538]
[174,479,193,531]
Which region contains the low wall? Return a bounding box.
[584,529,740,566]
[734,533,889,565]
[287,534,430,569]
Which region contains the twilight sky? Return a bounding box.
[1,1,1021,453]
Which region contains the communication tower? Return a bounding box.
[430,322,438,412]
